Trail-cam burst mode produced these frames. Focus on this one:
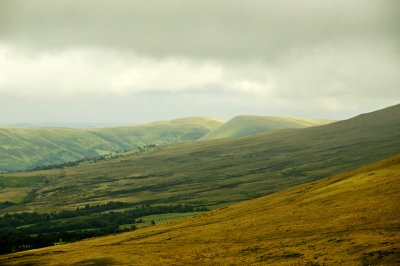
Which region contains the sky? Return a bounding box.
[0,0,399,125]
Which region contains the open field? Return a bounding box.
[1,155,398,265]
[1,104,399,214]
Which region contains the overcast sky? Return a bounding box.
[0,0,399,125]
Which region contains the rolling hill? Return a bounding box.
[1,104,399,213]
[0,117,223,172]
[1,155,398,265]
[200,115,332,140]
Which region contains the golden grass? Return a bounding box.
[1,155,399,265]
[0,188,31,203]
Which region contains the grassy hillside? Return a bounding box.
[0,117,223,172]
[200,115,332,140]
[1,155,398,265]
[88,117,224,149]
[1,104,399,213]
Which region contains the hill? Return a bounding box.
[87,117,223,150]
[1,104,399,213]
[200,115,332,140]
[0,117,223,172]
[1,155,398,265]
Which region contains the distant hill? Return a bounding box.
[200,115,333,140]
[87,117,224,150]
[1,122,132,128]
[0,117,223,172]
[1,155,398,265]
[1,104,399,213]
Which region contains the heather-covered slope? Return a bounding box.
[1,155,399,265]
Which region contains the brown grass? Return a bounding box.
[1,155,399,265]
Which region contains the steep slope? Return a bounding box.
[1,104,399,213]
[1,155,399,265]
[0,117,223,172]
[200,115,332,140]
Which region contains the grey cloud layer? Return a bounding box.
[1,44,398,99]
[1,0,399,58]
[0,0,399,122]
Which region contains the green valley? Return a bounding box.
[1,104,399,213]
[0,117,223,172]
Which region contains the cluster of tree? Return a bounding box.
[0,226,122,254]
[0,202,208,254]
[1,201,131,226]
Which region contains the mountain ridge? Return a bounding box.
[200,115,333,140]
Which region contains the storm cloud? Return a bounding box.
[0,0,399,123]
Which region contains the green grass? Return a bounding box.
[200,115,333,140]
[0,117,223,172]
[1,104,399,214]
[0,175,46,188]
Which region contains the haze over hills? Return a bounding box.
[1,155,398,265]
[1,122,134,129]
[0,115,330,172]
[1,104,399,214]
[0,117,223,172]
[200,115,333,140]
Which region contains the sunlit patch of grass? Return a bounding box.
[0,188,32,203]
